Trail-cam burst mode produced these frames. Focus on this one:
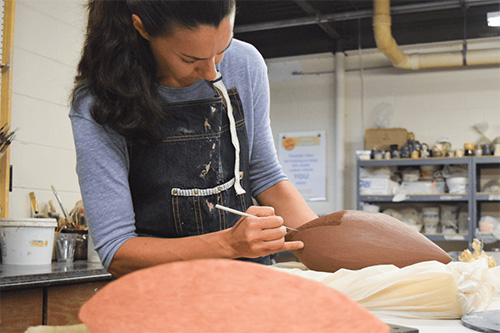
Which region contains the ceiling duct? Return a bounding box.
[373,0,500,69]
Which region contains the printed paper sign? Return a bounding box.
[278,131,326,201]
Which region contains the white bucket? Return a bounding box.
[0,218,57,265]
[446,177,468,194]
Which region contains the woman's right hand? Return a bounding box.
[225,206,304,258]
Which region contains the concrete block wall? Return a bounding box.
[8,0,86,218]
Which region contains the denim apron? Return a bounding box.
[127,74,270,265]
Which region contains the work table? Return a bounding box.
[0,261,113,332]
[0,261,112,291]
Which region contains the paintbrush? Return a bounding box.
[51,185,68,219]
[29,192,40,216]
[0,125,17,158]
[215,204,298,231]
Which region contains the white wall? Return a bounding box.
[267,55,337,215]
[267,39,500,215]
[9,0,86,217]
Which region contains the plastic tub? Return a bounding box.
[422,207,439,223]
[0,218,57,265]
[446,177,468,194]
[356,150,372,161]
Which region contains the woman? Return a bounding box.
[70,0,317,278]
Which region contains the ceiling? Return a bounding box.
[233,0,500,59]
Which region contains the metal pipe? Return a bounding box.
[235,0,498,33]
[334,52,346,211]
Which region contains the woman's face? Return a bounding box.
[133,13,235,88]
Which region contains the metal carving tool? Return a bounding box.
[215,204,298,231]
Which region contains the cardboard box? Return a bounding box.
[359,178,399,195]
[364,128,408,150]
[400,181,446,194]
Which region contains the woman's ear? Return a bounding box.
[132,14,150,40]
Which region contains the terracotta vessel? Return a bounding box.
[286,210,452,272]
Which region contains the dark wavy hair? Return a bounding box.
[71,0,236,143]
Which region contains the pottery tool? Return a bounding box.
[29,192,40,216]
[48,200,57,213]
[0,124,18,158]
[215,204,298,231]
[51,185,68,219]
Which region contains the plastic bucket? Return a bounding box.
[446,177,468,194]
[0,218,57,265]
[422,207,439,223]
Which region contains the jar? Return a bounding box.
[420,143,430,158]
[400,145,411,158]
[464,143,475,156]
[432,144,444,157]
[373,149,384,160]
[390,144,400,159]
[474,145,483,157]
[482,144,491,156]
[495,144,500,157]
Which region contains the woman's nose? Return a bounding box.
[198,58,217,81]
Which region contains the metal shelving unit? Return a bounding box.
[359,194,469,202]
[473,157,500,245]
[356,156,500,247]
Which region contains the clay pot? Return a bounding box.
[286,210,452,273]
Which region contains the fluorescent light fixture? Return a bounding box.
[487,11,500,27]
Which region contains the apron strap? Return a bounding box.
[211,72,246,195]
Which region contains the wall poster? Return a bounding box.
[277,131,326,201]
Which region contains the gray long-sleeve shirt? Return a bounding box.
[69,39,287,269]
